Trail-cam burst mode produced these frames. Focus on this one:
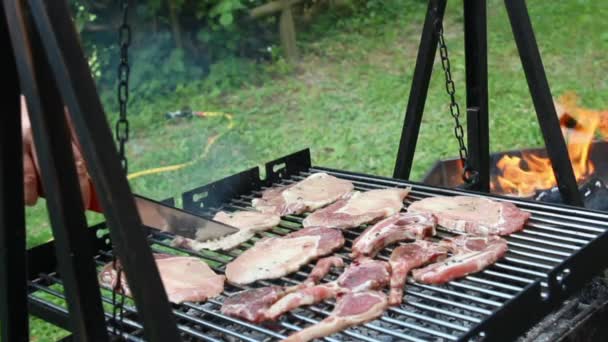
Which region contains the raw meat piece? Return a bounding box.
[263,258,390,320]
[336,258,391,292]
[351,212,436,259]
[172,210,280,251]
[388,241,448,305]
[225,227,344,284]
[282,291,388,342]
[407,196,530,236]
[99,254,225,304]
[222,257,343,322]
[412,235,508,284]
[265,284,338,321]
[302,256,344,286]
[252,173,354,216]
[221,286,285,322]
[303,188,411,229]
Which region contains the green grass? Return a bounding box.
[24,0,608,339]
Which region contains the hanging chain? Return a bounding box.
[111,0,130,338]
[434,17,478,185]
[116,0,131,173]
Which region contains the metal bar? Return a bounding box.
[503,0,582,207]
[25,1,181,340]
[393,0,448,179]
[0,4,28,340]
[463,0,490,192]
[5,1,109,340]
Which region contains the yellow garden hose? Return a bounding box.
[127,112,234,180]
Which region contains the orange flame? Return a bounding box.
[493,92,601,197]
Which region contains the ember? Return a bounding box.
[492,93,606,197]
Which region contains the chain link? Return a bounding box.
[116,0,131,173]
[434,17,478,185]
[111,0,130,338]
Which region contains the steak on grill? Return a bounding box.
[335,258,390,292]
[99,254,225,304]
[264,258,390,320]
[282,291,388,342]
[172,210,280,251]
[252,173,354,216]
[351,212,436,259]
[407,196,530,235]
[221,257,343,322]
[225,227,344,284]
[301,256,344,286]
[302,188,411,229]
[388,240,448,305]
[221,286,286,322]
[412,235,509,284]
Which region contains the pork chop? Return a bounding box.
[302,188,411,229]
[351,212,436,259]
[225,227,344,284]
[265,283,338,321]
[336,258,390,292]
[99,254,225,304]
[407,196,530,236]
[264,258,390,320]
[252,173,354,216]
[172,210,280,251]
[412,235,508,284]
[282,291,388,342]
[388,241,448,305]
[301,256,344,286]
[221,286,285,322]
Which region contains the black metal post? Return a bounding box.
[3,1,109,340]
[0,4,29,341]
[463,0,490,192]
[393,0,448,180]
[504,0,583,207]
[26,0,181,340]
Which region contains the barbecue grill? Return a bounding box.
[3,0,608,341]
[26,149,608,341]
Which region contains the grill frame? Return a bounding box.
[27,149,608,341]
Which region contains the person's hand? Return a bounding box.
[21,95,94,209]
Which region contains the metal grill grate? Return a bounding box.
[26,151,608,341]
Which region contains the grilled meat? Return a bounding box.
[388,241,448,305]
[351,212,436,259]
[221,286,286,323]
[301,256,344,287]
[265,284,338,321]
[335,258,390,292]
[99,254,225,304]
[282,291,388,342]
[407,195,530,236]
[264,258,390,320]
[221,256,343,322]
[252,173,353,216]
[172,210,280,251]
[302,188,411,229]
[225,227,344,285]
[412,235,508,284]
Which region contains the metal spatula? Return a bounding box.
[134,194,238,241]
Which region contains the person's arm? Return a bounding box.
[21,95,94,209]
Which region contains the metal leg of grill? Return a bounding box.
[393,0,448,180]
[5,1,109,339]
[504,0,583,207]
[0,5,28,340]
[463,0,490,192]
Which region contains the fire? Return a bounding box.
[493,92,602,197]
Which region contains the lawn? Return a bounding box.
[24,0,608,339]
